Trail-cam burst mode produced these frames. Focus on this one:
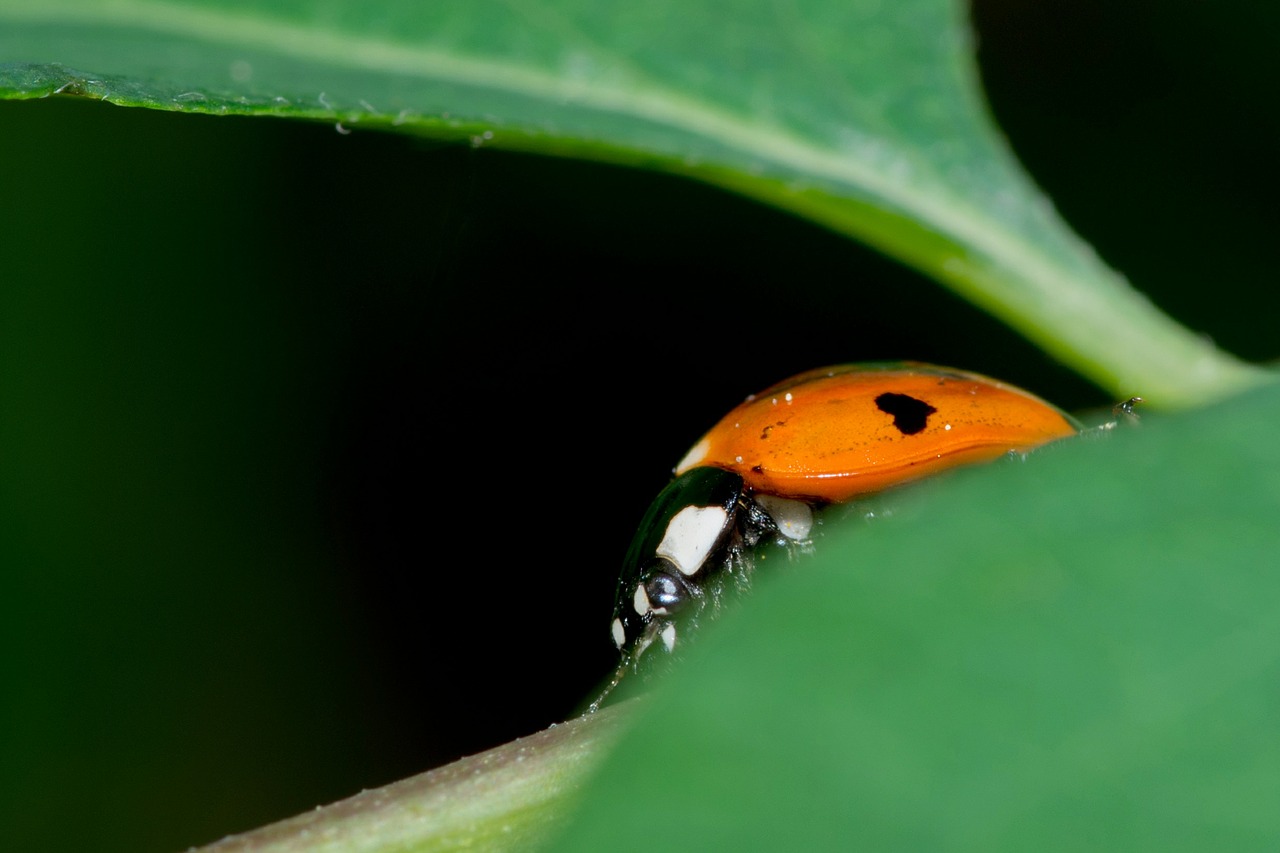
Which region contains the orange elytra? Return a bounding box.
[674,362,1080,503]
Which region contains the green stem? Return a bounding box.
[194,705,632,853]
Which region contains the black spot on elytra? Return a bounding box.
[875,392,937,435]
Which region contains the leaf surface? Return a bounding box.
[0,0,1267,403]
[557,379,1280,849]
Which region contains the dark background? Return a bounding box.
[0,2,1274,850]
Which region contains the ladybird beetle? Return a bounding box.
[591,362,1081,710]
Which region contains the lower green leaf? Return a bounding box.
[555,378,1280,850]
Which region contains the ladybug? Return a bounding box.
[592,363,1080,709]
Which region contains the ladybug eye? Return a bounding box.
[645,570,687,613]
[632,562,690,617]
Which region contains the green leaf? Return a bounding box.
[0,0,1268,404]
[554,377,1280,850]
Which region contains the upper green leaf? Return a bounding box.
[0,0,1270,405]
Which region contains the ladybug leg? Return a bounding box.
[1096,396,1144,433]
[1113,396,1144,424]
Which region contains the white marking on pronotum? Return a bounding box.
[660,623,677,653]
[633,583,651,616]
[611,618,626,650]
[755,495,814,541]
[657,505,728,576]
[675,437,710,473]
